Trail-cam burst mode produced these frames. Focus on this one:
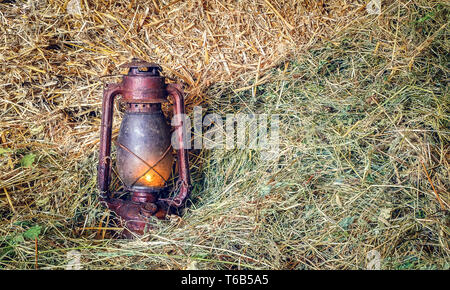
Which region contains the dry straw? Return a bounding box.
[0,0,363,215]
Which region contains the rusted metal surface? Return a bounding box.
[98,83,121,195]
[97,58,191,237]
[160,83,191,207]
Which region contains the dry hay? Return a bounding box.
[0,0,449,269]
[0,0,363,223]
[0,0,364,210]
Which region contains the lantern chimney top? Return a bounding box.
[120,58,162,77]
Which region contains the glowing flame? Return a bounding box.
[140,170,165,187]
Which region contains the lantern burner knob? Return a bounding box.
[140,202,158,218]
[120,58,162,76]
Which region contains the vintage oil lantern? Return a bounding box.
[97,58,191,237]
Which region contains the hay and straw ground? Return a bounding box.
[0,0,449,269]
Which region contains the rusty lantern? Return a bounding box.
[97,58,191,237]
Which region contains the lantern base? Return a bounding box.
[101,192,167,238]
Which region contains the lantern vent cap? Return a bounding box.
[121,58,162,76]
